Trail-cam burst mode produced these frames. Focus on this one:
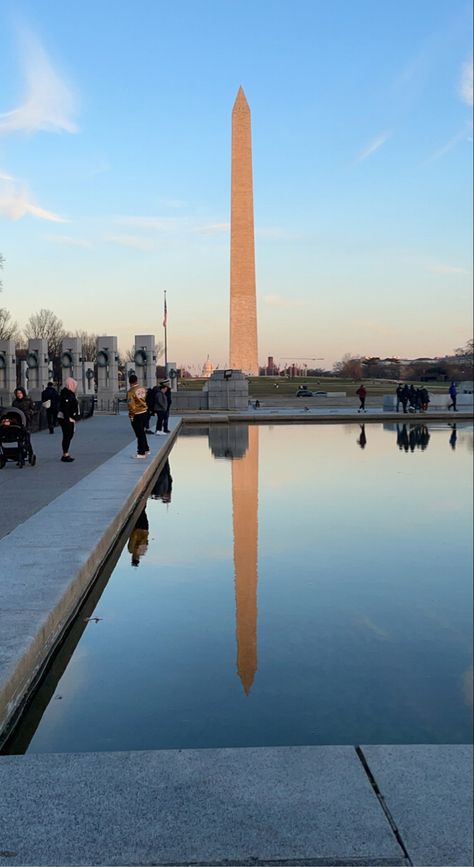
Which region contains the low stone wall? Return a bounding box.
[173,391,209,411]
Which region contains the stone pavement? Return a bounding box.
[0,412,472,867]
[0,413,137,541]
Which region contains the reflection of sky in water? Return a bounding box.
[25,423,473,753]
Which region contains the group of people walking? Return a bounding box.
[127,376,172,458]
[395,383,430,413]
[10,379,79,462]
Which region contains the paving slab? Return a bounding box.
[0,746,405,866]
[362,745,473,866]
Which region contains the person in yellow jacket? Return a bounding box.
[127,374,149,458]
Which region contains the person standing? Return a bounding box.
[400,384,409,414]
[408,384,417,412]
[448,381,457,412]
[57,377,79,462]
[356,383,367,412]
[41,381,59,433]
[160,379,172,432]
[420,386,430,412]
[145,386,156,434]
[127,374,149,458]
[396,383,404,412]
[154,384,168,435]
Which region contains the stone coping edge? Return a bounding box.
[0,420,182,746]
[179,411,473,424]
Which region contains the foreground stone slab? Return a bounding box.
[0,746,404,866]
[362,745,473,866]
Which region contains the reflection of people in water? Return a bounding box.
[357,424,367,449]
[397,423,430,453]
[150,459,173,503]
[449,424,457,451]
[127,509,149,566]
[397,424,409,452]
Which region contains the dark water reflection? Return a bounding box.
[14,423,473,753]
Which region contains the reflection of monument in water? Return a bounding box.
[231,426,259,694]
[207,423,259,693]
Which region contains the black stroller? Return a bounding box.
[0,408,37,469]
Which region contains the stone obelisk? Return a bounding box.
[230,87,258,375]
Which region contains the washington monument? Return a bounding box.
[229,87,259,375]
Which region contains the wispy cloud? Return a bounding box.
[113,215,183,232]
[114,214,230,238]
[0,29,78,135]
[105,234,155,251]
[428,263,470,275]
[44,234,92,248]
[426,128,468,162]
[192,222,229,235]
[355,130,392,164]
[459,58,473,107]
[0,173,68,222]
[157,198,187,209]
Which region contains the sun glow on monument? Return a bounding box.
[229,87,259,376]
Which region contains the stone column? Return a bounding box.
[0,339,17,405]
[96,336,119,410]
[61,337,83,393]
[134,335,156,389]
[26,339,49,399]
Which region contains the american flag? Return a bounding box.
[163,294,167,328]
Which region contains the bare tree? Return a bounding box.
[0,253,4,290]
[333,353,363,379]
[24,308,66,359]
[454,338,474,368]
[0,307,19,340]
[74,330,97,362]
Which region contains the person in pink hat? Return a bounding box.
[57,377,79,462]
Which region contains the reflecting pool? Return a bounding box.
[12,422,473,753]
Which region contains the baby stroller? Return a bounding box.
[0,408,37,469]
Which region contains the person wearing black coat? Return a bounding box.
[160,379,172,433]
[57,377,79,462]
[400,384,409,413]
[12,387,34,429]
[41,382,59,433]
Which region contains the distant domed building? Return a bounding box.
[202,355,214,378]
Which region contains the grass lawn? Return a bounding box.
[178,376,448,397]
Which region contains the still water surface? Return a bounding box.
[17,423,473,752]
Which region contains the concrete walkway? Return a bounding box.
[0,412,472,867]
[0,413,138,541]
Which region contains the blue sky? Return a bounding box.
[0,0,472,370]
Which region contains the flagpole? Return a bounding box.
[163,290,168,369]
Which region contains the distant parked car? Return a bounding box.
[296,387,313,397]
[313,391,328,397]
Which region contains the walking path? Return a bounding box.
[0,412,472,866]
